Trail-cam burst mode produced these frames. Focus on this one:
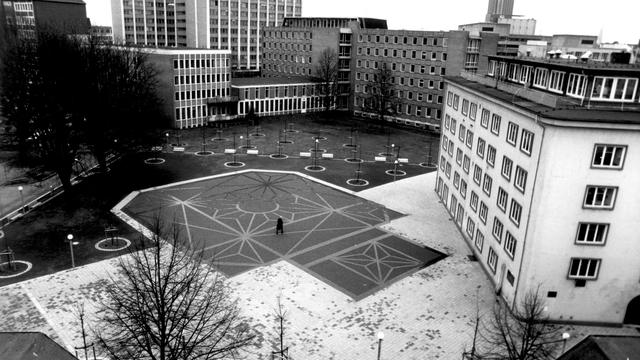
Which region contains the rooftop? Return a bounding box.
[491,55,640,72]
[446,74,640,125]
[231,76,316,87]
[557,335,640,360]
[0,332,77,360]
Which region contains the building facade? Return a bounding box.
[111,0,302,71]
[232,76,326,117]
[485,0,514,22]
[353,30,498,130]
[1,0,89,38]
[143,48,233,128]
[497,17,536,36]
[436,56,640,325]
[90,25,113,43]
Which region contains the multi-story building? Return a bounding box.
[496,17,536,36]
[110,0,302,71]
[485,0,514,22]
[436,56,640,325]
[261,17,387,110]
[232,76,326,117]
[1,0,89,38]
[90,25,113,43]
[143,48,233,128]
[353,30,499,130]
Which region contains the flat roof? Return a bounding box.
[232,76,315,87]
[490,55,640,72]
[445,76,640,125]
[0,332,77,360]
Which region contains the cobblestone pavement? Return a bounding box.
[0,172,637,359]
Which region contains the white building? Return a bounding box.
[497,17,536,36]
[111,0,302,71]
[437,56,640,325]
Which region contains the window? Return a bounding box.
[480,109,490,128]
[519,66,531,84]
[592,145,626,169]
[567,73,587,98]
[466,131,474,149]
[497,187,508,212]
[454,171,460,189]
[504,232,517,259]
[477,138,486,158]
[568,258,600,280]
[456,148,463,165]
[533,68,548,88]
[487,248,498,273]
[453,94,460,110]
[487,145,496,167]
[472,165,482,186]
[509,199,522,227]
[501,156,513,181]
[591,77,637,102]
[469,103,478,121]
[462,99,469,116]
[445,162,452,178]
[463,155,471,174]
[583,186,617,209]
[548,70,565,93]
[440,155,446,171]
[460,180,467,199]
[470,191,479,212]
[520,129,534,155]
[479,202,488,224]
[459,124,466,142]
[483,174,492,196]
[444,116,450,130]
[447,91,453,106]
[492,218,504,243]
[506,122,518,146]
[514,166,528,193]
[475,230,484,252]
[576,223,609,245]
[450,118,457,135]
[490,114,501,135]
[448,140,454,156]
[466,218,476,238]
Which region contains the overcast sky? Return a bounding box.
[86,0,640,44]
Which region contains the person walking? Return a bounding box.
[276,217,284,235]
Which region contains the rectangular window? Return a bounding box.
[591,77,638,102]
[583,186,617,209]
[456,148,463,165]
[487,248,498,273]
[454,171,461,189]
[506,122,519,146]
[568,258,600,280]
[479,202,488,224]
[480,109,490,128]
[473,165,482,185]
[520,129,534,155]
[492,218,504,243]
[440,155,446,171]
[460,180,467,199]
[504,232,517,259]
[447,91,453,106]
[450,118,457,136]
[445,162,452,178]
[509,199,522,227]
[483,174,493,196]
[448,140,454,156]
[519,66,531,84]
[475,230,484,252]
[514,166,528,193]
[501,156,513,181]
[567,73,587,98]
[576,223,609,245]
[459,124,466,142]
[497,187,508,212]
[533,68,549,88]
[444,115,450,130]
[453,94,460,110]
[462,99,469,116]
[477,138,486,158]
[466,130,474,149]
[463,155,471,174]
[487,145,496,167]
[548,70,565,93]
[466,218,476,238]
[469,103,478,121]
[490,114,501,135]
[470,191,479,212]
[592,145,626,169]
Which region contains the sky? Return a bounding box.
[85,0,640,44]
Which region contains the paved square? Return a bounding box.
[119,171,445,299]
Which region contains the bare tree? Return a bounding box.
[472,288,563,360]
[363,62,399,128]
[95,218,256,360]
[314,48,339,112]
[271,295,289,359]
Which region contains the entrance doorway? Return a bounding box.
[624,295,640,325]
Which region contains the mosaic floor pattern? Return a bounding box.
[120,171,445,300]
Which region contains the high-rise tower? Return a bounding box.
[111,0,302,71]
[485,0,514,22]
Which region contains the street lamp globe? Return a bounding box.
[18,186,23,192]
[562,332,570,340]
[377,331,384,340]
[67,234,73,241]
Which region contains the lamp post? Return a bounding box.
[165,132,169,149]
[232,133,237,163]
[376,331,384,360]
[17,186,24,214]
[393,160,399,182]
[313,139,319,168]
[395,145,401,159]
[67,234,79,268]
[240,136,244,154]
[561,332,570,354]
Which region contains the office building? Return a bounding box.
[90,25,113,43]
[143,47,233,129]
[436,55,640,325]
[485,0,514,22]
[1,0,89,38]
[111,0,302,71]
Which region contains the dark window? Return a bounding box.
[547,291,557,298]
